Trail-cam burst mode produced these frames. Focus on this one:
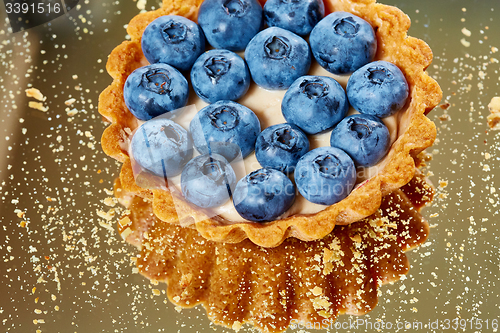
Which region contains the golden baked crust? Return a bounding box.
[115,170,434,332]
[98,0,442,247]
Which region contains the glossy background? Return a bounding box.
[0,0,499,332]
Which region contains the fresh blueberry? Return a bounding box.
[263,0,325,36]
[255,123,309,174]
[330,114,391,167]
[309,12,377,75]
[130,118,193,178]
[190,49,251,104]
[141,15,205,71]
[233,168,295,222]
[245,27,311,90]
[123,63,189,121]
[295,146,356,205]
[346,61,409,118]
[281,75,349,134]
[181,153,237,208]
[198,0,262,51]
[189,100,261,161]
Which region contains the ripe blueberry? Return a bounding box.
[130,118,193,178]
[263,0,325,36]
[233,168,296,222]
[310,12,377,74]
[245,27,311,90]
[190,49,251,103]
[330,114,391,167]
[347,61,409,118]
[141,15,205,71]
[281,75,349,134]
[181,153,237,208]
[189,100,261,161]
[123,63,189,121]
[295,146,356,205]
[255,123,309,174]
[198,0,262,51]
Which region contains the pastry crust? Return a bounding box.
[98,0,442,247]
[115,170,434,332]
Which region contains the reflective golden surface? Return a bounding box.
[0,0,499,332]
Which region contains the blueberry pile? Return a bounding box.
[128,0,410,223]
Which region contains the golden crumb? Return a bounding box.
[318,310,332,318]
[487,97,500,130]
[323,262,333,276]
[66,108,78,116]
[439,102,450,110]
[118,216,131,228]
[179,273,193,288]
[65,98,76,105]
[98,220,115,232]
[311,286,323,296]
[438,113,451,121]
[25,88,46,101]
[350,234,362,243]
[232,321,243,332]
[29,101,49,112]
[97,209,115,221]
[103,197,116,207]
[120,227,133,239]
[312,297,331,310]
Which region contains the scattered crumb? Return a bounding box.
[25,88,46,101]
[487,96,500,130]
[461,27,471,37]
[136,0,147,10]
[232,321,243,332]
[311,286,323,296]
[28,101,49,112]
[438,113,451,121]
[118,216,131,228]
[65,98,76,105]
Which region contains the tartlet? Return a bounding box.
[98,0,442,247]
[115,169,434,332]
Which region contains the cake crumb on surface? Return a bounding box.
[25,88,46,101]
[28,101,49,112]
[65,98,76,105]
[487,97,500,130]
[311,286,323,296]
[232,321,243,332]
[118,216,131,228]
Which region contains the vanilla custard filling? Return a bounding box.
[126,59,400,223]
